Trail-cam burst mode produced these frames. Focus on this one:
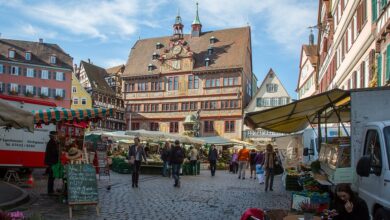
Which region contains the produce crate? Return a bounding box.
[285,175,303,191]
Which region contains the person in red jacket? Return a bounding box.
[237,146,249,179]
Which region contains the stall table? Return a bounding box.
[283,215,321,220]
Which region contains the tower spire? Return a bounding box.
[191,2,202,37]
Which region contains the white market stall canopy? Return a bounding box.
[0,98,34,132]
[244,89,351,133]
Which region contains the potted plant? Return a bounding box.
[300,200,318,220]
[9,90,18,95]
[40,94,48,99]
[25,91,34,97]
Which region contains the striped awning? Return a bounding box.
[32,108,114,124]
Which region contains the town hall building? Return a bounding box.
[122,5,255,139]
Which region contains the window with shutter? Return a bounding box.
[372,0,378,21]
[387,44,390,81]
[377,53,382,86]
[0,64,3,74]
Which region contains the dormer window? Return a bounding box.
[148,63,154,71]
[8,49,15,58]
[210,36,217,44]
[50,55,56,64]
[25,52,31,61]
[208,46,214,55]
[205,57,210,67]
[152,52,159,60]
[156,42,163,49]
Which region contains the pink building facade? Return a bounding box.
[0,38,73,108]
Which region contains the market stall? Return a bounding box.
[32,107,113,217]
[244,89,353,217]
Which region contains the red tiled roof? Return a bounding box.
[123,27,251,76]
[106,64,125,75]
[0,38,73,70]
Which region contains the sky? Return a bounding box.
[0,0,318,98]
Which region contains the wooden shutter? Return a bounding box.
[33,86,36,95]
[38,87,41,96]
[363,0,367,22]
[18,85,21,94]
[33,69,36,78]
[357,2,362,33]
[361,61,365,87]
[387,44,390,81]
[377,53,382,86]
[63,72,65,81]
[369,49,375,80]
[372,0,378,21]
[353,71,357,88]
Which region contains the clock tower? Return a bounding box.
[173,10,184,39]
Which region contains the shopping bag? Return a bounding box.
[51,162,64,179]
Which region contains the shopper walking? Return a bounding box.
[170,140,185,187]
[129,137,147,188]
[208,144,218,176]
[263,144,276,191]
[254,151,265,184]
[189,146,198,175]
[249,149,257,179]
[160,141,171,177]
[44,131,59,195]
[231,149,239,174]
[237,146,250,179]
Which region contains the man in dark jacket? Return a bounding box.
[169,140,184,187]
[208,144,218,176]
[44,131,59,194]
[160,141,171,177]
[128,137,147,188]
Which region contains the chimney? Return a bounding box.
[39,38,43,43]
[88,58,91,63]
[73,64,78,73]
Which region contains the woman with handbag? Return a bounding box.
[263,144,276,192]
[128,137,147,188]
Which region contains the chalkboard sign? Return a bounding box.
[66,164,98,205]
[96,142,109,178]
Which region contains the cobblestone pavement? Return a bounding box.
[14,168,291,220]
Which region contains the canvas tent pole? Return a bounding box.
[305,116,318,137]
[317,111,322,153]
[325,108,328,143]
[325,94,350,137]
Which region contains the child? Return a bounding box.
[255,164,264,184]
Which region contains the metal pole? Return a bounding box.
[317,112,322,153]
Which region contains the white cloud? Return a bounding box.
[178,0,317,54]
[104,58,127,68]
[20,24,58,39]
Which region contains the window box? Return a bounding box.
[25,91,34,97]
[9,90,18,95]
[55,95,63,100]
[40,94,48,99]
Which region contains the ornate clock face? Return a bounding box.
[173,45,182,55]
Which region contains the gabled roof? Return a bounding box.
[80,61,115,95]
[0,38,73,70]
[245,68,291,112]
[296,44,318,91]
[302,45,318,65]
[106,64,125,75]
[123,27,251,77]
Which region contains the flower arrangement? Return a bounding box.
[300,200,319,213]
[0,210,25,220]
[25,91,33,97]
[9,90,18,95]
[40,94,48,99]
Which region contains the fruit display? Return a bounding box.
[299,175,322,192]
[285,167,303,191]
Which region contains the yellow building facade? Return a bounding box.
[71,73,92,109]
